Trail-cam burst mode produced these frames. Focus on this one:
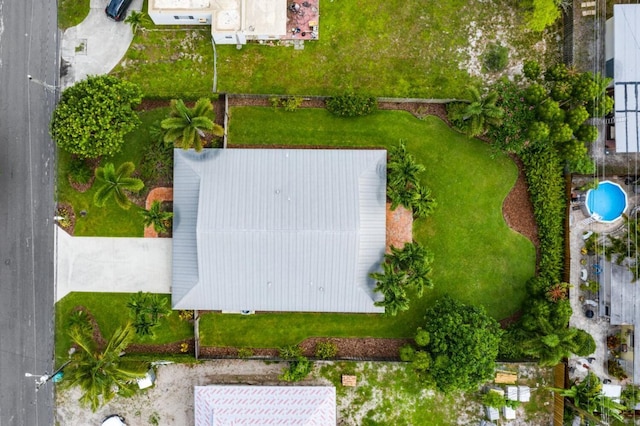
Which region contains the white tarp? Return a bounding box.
[194,386,336,425]
[506,386,518,401]
[503,406,516,420]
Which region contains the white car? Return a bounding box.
[101,415,126,426]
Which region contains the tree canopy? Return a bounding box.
[50,75,142,158]
[409,296,503,393]
[489,62,613,173]
[63,322,147,411]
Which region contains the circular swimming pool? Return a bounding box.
[585,181,628,223]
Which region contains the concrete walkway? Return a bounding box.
[55,227,171,301]
[60,0,142,89]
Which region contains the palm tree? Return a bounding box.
[550,372,626,423]
[63,323,147,411]
[147,294,171,323]
[387,242,433,296]
[161,98,223,152]
[408,183,436,219]
[140,200,173,233]
[522,317,580,366]
[449,86,504,137]
[124,10,148,33]
[371,262,410,316]
[387,141,426,210]
[93,162,144,210]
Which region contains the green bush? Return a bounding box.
[399,344,416,362]
[50,75,142,159]
[608,359,628,380]
[574,329,596,356]
[483,390,507,408]
[270,96,304,112]
[68,156,94,186]
[141,121,174,185]
[523,60,542,80]
[279,344,303,360]
[521,145,565,283]
[279,357,313,382]
[482,43,509,72]
[237,347,254,358]
[326,93,378,117]
[314,341,338,359]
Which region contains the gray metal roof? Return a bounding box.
[605,260,640,383]
[172,148,387,313]
[613,4,640,152]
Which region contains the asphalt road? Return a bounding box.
[0,0,58,424]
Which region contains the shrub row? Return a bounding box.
[520,145,566,283]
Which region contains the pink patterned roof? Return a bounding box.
[194,386,336,425]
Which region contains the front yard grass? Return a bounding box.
[112,0,554,98]
[198,107,536,347]
[55,292,194,365]
[58,0,90,29]
[56,107,169,236]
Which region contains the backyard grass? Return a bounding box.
[198,107,536,347]
[55,292,194,364]
[111,0,555,98]
[56,108,169,236]
[317,361,554,425]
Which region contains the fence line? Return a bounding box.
[194,310,201,360]
[225,93,457,104]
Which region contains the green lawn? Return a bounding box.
[111,0,553,98]
[58,0,90,29]
[198,107,536,347]
[56,108,169,236]
[55,292,193,364]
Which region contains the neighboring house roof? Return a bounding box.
[612,4,640,152]
[602,260,640,382]
[147,0,287,41]
[172,148,387,313]
[194,386,336,425]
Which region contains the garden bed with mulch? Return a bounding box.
[198,337,411,361]
[56,202,76,236]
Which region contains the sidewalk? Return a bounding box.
[55,227,172,301]
[60,0,142,88]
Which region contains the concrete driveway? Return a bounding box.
[60,0,142,88]
[55,227,172,301]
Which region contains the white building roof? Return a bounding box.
[194,386,336,425]
[613,4,640,152]
[172,149,387,313]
